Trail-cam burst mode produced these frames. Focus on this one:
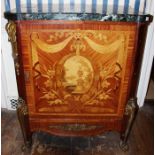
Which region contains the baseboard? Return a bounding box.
[144,99,154,104]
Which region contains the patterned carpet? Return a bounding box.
[31,132,120,155]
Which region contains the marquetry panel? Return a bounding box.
[18,21,137,117]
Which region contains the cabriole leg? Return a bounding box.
[17,100,32,151]
[120,98,138,151]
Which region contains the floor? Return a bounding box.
[146,79,154,100]
[1,102,154,155]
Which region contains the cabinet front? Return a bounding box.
[18,21,137,118]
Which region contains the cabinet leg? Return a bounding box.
[120,98,138,151]
[17,101,32,151]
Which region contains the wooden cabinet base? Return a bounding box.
[5,14,151,152]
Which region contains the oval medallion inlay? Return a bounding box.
[62,56,94,94]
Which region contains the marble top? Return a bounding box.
[5,12,153,23]
[4,5,153,23]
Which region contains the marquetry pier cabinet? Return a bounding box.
[4,12,152,151]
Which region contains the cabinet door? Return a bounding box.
[18,21,137,117]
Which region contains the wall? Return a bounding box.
[137,0,154,107]
[4,0,146,14]
[1,0,18,109]
[1,0,153,109]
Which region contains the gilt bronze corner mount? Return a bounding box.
[125,98,138,115]
[6,20,20,75]
[17,97,28,115]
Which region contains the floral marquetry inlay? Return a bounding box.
[31,29,126,114]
